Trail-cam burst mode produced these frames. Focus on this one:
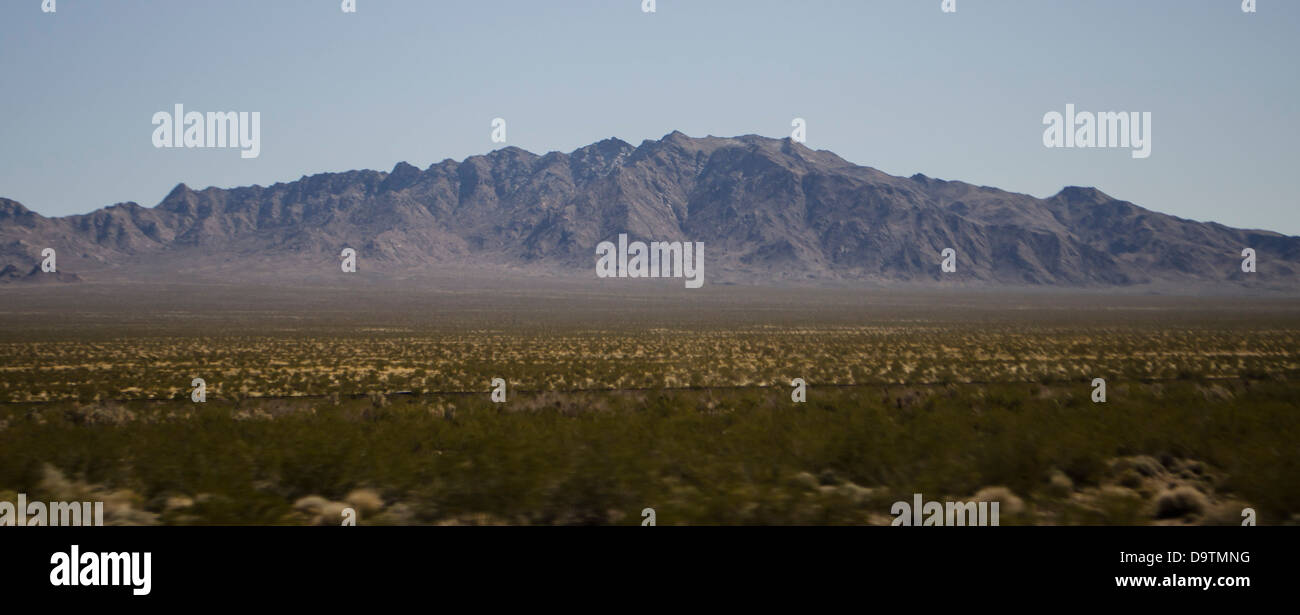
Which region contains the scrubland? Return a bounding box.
[1,282,1296,525]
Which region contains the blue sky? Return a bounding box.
[2,0,1297,233]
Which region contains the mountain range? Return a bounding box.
[2,132,1296,289]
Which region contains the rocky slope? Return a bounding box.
[2,132,1296,288]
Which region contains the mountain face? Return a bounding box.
[2,132,1297,288]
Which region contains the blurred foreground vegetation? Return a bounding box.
[2,380,1295,525]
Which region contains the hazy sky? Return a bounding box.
[2,0,1297,233]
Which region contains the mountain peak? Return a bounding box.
[0,198,33,217]
[381,161,424,191]
[658,130,696,147]
[1054,186,1112,203]
[596,136,631,148]
[491,145,532,156]
[159,182,199,214]
[574,137,633,155]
